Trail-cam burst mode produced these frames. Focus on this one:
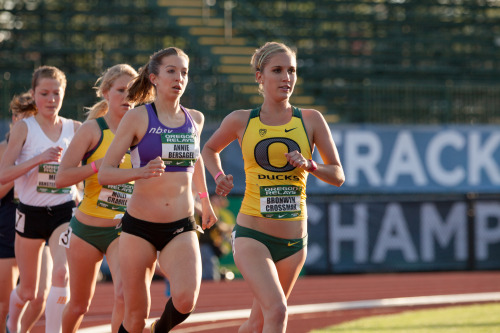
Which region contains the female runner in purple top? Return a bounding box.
[130,103,199,173]
[98,47,217,333]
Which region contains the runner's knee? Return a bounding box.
[67,299,91,316]
[169,282,198,314]
[51,263,69,285]
[171,292,197,314]
[18,287,36,303]
[124,314,147,332]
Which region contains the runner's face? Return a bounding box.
[32,78,65,117]
[151,55,189,99]
[105,74,135,117]
[260,52,297,101]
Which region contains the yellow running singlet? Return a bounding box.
[240,106,312,221]
[78,117,134,218]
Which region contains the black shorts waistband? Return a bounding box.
[122,212,195,229]
[18,201,75,213]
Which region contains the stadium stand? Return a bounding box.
[1,1,500,124]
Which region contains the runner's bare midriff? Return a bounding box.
[236,213,307,239]
[127,172,194,223]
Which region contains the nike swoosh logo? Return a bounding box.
[288,241,300,247]
[278,214,286,218]
[285,127,297,133]
[173,227,185,235]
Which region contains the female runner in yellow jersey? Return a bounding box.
[56,64,137,333]
[202,42,345,333]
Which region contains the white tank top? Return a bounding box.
[15,116,76,206]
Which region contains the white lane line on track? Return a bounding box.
[78,292,500,333]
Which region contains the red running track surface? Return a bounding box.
[30,271,500,332]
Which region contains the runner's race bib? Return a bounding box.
[59,226,72,248]
[259,185,301,219]
[37,164,71,194]
[161,132,198,167]
[97,183,134,212]
[15,209,25,233]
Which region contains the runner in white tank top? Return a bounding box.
[15,116,76,206]
[0,66,81,333]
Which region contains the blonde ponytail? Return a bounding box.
[85,100,109,120]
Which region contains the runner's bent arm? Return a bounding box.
[98,108,164,185]
[56,120,100,188]
[189,109,218,229]
[0,121,63,184]
[201,110,248,190]
[302,109,344,187]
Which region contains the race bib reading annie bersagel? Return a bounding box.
[97,183,134,212]
[37,163,71,194]
[259,185,302,219]
[161,132,198,167]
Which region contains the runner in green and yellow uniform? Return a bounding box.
[56,64,137,333]
[202,42,345,333]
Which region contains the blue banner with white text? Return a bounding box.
[205,124,500,195]
[304,196,500,274]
